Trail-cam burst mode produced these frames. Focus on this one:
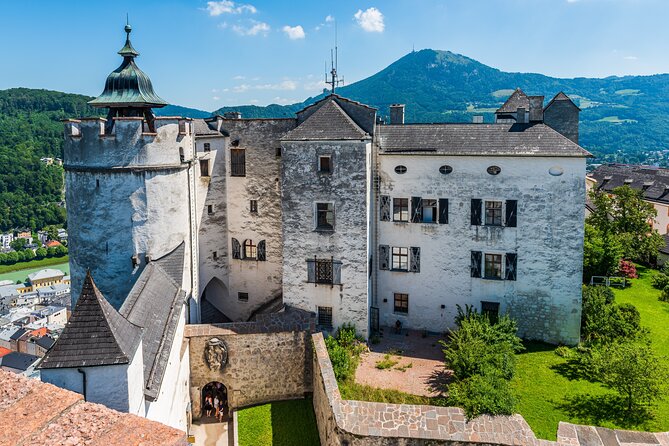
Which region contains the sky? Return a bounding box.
[2,0,669,111]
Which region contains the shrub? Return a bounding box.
[617,260,638,279]
[447,372,517,418]
[324,335,354,382]
[651,273,669,290]
[660,286,669,302]
[555,346,573,358]
[581,285,641,344]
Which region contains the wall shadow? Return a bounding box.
[556,393,655,430]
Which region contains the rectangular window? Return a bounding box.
[392,247,409,271]
[207,204,213,214]
[231,149,246,177]
[250,200,258,213]
[199,159,209,177]
[319,156,331,173]
[484,254,503,279]
[485,201,503,226]
[238,292,249,302]
[393,198,409,222]
[203,142,211,152]
[394,293,409,314]
[275,147,282,157]
[481,301,500,324]
[317,306,333,328]
[316,203,334,231]
[315,259,334,284]
[212,251,218,260]
[243,239,257,259]
[421,199,437,223]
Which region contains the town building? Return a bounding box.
[26,268,69,292]
[0,233,13,250]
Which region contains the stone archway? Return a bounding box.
[200,277,231,323]
[200,382,229,423]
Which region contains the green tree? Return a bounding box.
[35,247,47,259]
[583,223,622,278]
[0,253,6,264]
[46,246,57,258]
[44,225,60,242]
[581,285,641,344]
[22,248,35,261]
[54,244,67,257]
[10,237,27,251]
[5,251,18,264]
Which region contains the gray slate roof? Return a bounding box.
[496,88,529,113]
[38,272,142,369]
[193,119,226,137]
[589,164,669,205]
[546,91,581,110]
[1,351,39,371]
[120,243,187,400]
[377,123,591,157]
[283,99,370,141]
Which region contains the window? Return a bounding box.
[395,165,407,174]
[393,198,409,222]
[484,254,503,279]
[392,247,409,271]
[315,259,334,284]
[231,149,246,177]
[207,204,213,214]
[204,143,211,152]
[212,251,218,260]
[199,159,209,177]
[319,156,331,173]
[316,203,334,231]
[244,239,257,259]
[394,293,409,314]
[421,199,437,223]
[439,165,453,174]
[238,292,249,302]
[485,201,503,226]
[275,147,282,157]
[307,258,342,284]
[250,200,258,213]
[487,165,501,175]
[317,306,333,329]
[481,301,500,323]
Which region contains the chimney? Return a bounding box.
[528,96,544,122]
[224,111,242,120]
[516,107,527,124]
[472,115,484,124]
[389,104,405,125]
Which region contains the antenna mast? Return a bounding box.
[324,20,344,94]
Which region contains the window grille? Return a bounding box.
[315,259,334,284]
[306,258,341,285]
[317,306,333,328]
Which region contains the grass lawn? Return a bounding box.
[339,379,438,406]
[237,398,320,446]
[0,257,69,283]
[513,265,669,440]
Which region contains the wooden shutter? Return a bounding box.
[505,200,517,227]
[257,240,266,261]
[471,251,482,278]
[307,259,316,283]
[438,198,449,224]
[231,238,241,259]
[379,245,390,270]
[411,196,423,223]
[471,199,482,226]
[333,261,343,285]
[380,195,391,221]
[410,247,421,273]
[240,239,248,260]
[505,253,517,281]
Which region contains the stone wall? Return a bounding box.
[311,333,669,446]
[185,307,314,419]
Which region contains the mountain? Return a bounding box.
[213,50,669,163]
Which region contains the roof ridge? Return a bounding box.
[282,98,370,141]
[328,100,369,137]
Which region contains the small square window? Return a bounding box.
[484,254,503,279]
[485,201,503,226]
[392,247,408,271]
[207,204,213,214]
[319,156,332,173]
[275,147,282,157]
[199,159,210,177]
[316,203,334,231]
[317,306,333,328]
[250,200,258,213]
[213,251,218,260]
[394,293,408,314]
[203,143,211,152]
[393,198,409,222]
[238,292,249,302]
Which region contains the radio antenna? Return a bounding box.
[324,19,344,94]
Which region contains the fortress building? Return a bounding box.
[39,26,589,430]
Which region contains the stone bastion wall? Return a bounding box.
[311,332,669,446]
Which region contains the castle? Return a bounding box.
[38,26,588,431]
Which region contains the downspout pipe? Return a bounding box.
[77,368,87,401]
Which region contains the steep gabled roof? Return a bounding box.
[545,91,581,111]
[153,242,186,285]
[496,88,529,113]
[283,99,370,141]
[38,272,142,369]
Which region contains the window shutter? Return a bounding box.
[471,251,482,278]
[240,239,247,260]
[257,240,266,261]
[232,238,241,259]
[505,253,517,281]
[410,247,421,273]
[505,200,517,227]
[333,261,342,285]
[380,195,391,221]
[307,259,316,283]
[411,196,423,223]
[471,199,482,226]
[438,198,449,224]
[379,245,389,270]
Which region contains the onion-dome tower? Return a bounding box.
[89,24,167,132]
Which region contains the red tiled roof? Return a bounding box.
[0,347,11,358]
[45,240,62,248]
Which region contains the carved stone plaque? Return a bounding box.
[204,337,228,371]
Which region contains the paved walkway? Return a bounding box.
[191,417,232,446]
[355,328,449,397]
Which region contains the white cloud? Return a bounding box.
[272,97,298,105]
[354,7,384,32]
[325,15,334,23]
[624,56,638,60]
[212,96,221,101]
[303,80,327,91]
[206,1,257,15]
[232,21,270,36]
[231,80,297,92]
[282,25,305,40]
[232,75,246,80]
[249,99,260,104]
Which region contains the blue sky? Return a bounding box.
[2,0,668,111]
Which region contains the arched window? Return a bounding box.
[243,239,257,259]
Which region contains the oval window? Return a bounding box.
[439,165,453,175]
[487,165,501,175]
[549,166,564,176]
[395,165,407,174]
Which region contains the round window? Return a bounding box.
[395,165,407,174]
[487,165,501,175]
[439,165,453,175]
[549,166,564,176]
